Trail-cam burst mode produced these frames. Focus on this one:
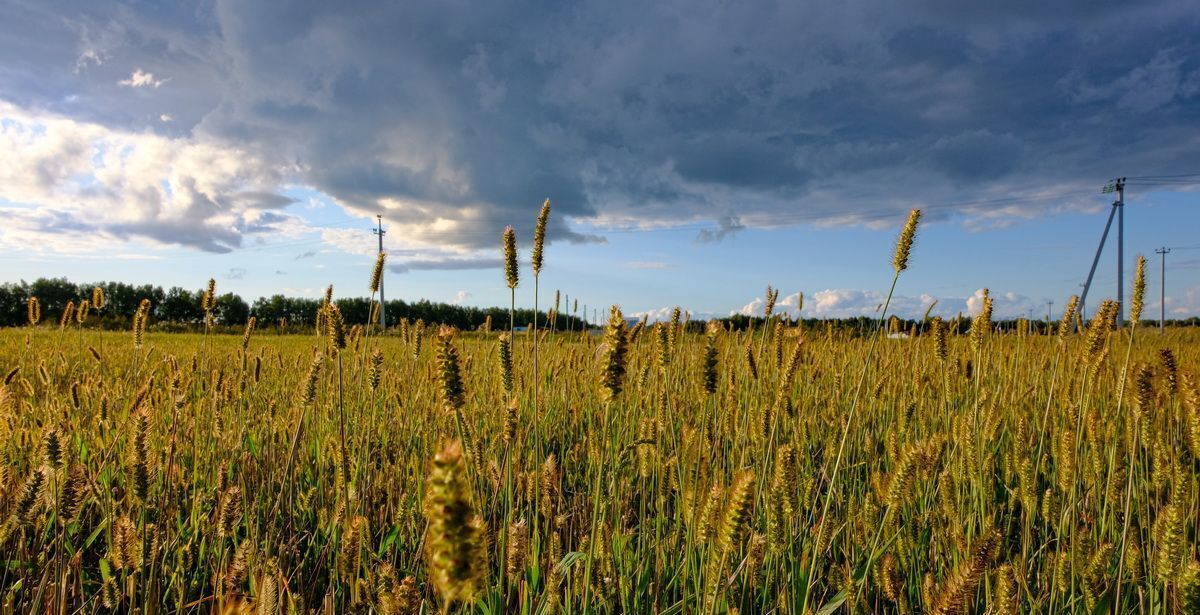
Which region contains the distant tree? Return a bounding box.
[214,293,250,325]
[28,278,79,316]
[0,282,26,325]
[159,287,202,323]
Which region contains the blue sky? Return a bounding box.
[1,0,1198,320]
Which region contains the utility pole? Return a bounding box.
[1047,300,1053,334]
[1156,246,1171,332]
[1116,178,1125,324]
[1078,283,1087,323]
[373,215,387,329]
[1082,177,1125,325]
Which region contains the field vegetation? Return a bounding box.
[1,210,1198,613]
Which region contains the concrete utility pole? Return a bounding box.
[1081,177,1126,326]
[373,215,387,329]
[1116,179,1125,324]
[1156,246,1171,332]
[1078,283,1087,322]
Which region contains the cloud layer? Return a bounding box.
[0,101,299,253]
[1,0,1199,256]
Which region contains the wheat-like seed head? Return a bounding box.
[892,209,921,273]
[370,251,387,293]
[60,300,75,329]
[130,408,152,502]
[745,343,758,380]
[425,440,483,606]
[1130,254,1146,326]
[503,226,519,289]
[993,563,1019,615]
[701,323,719,395]
[502,399,518,445]
[202,278,216,312]
[877,554,904,606]
[498,333,514,394]
[110,515,141,571]
[1179,562,1200,613]
[969,289,992,353]
[506,517,529,578]
[218,484,243,540]
[242,316,256,351]
[532,199,550,275]
[1153,501,1184,580]
[932,316,948,362]
[1082,300,1118,362]
[716,470,755,554]
[436,326,465,412]
[600,305,629,402]
[133,298,151,348]
[42,426,63,469]
[668,307,682,354]
[340,515,367,580]
[369,348,384,391]
[1158,349,1178,396]
[930,528,1001,614]
[27,297,40,326]
[60,465,87,523]
[15,468,46,524]
[297,352,323,406]
[323,303,347,351]
[1057,295,1079,342]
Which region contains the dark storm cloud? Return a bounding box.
[3,0,1199,251]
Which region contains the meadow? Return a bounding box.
[1,212,1199,614]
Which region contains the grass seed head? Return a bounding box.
[27,296,40,326]
[600,305,629,402]
[1130,254,1146,325]
[436,326,465,412]
[1058,295,1079,342]
[892,209,922,273]
[532,199,550,275]
[370,251,387,294]
[425,440,484,606]
[498,333,514,394]
[503,226,519,290]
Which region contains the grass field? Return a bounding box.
[1,306,1198,613]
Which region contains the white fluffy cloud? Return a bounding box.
[730,287,1048,320]
[0,100,297,253]
[119,69,168,88]
[630,306,709,323]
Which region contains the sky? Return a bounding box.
[1,0,1199,322]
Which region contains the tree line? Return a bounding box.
[4,277,1196,333]
[0,278,590,332]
